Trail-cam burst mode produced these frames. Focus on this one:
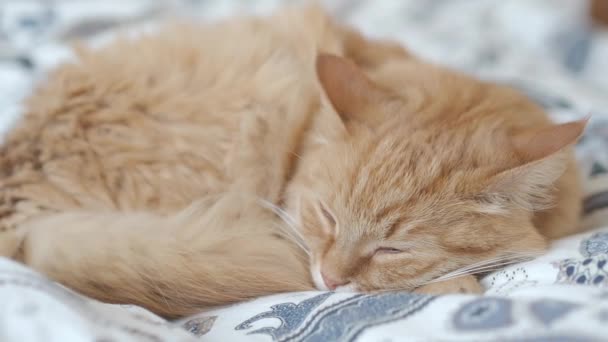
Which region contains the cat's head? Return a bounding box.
[285,54,586,292]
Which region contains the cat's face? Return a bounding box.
[286,54,585,292]
[296,129,545,292]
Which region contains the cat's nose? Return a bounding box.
[322,272,349,290]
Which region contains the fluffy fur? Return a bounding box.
[0,6,585,318]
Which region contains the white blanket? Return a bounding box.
[1,1,607,341]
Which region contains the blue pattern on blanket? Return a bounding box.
[182,315,218,337]
[580,232,608,257]
[452,297,513,331]
[529,299,580,326]
[235,292,334,339]
[554,231,608,286]
[236,292,434,341]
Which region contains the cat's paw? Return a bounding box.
[414,275,483,295]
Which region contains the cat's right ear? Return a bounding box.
[316,53,393,127]
[480,118,588,212]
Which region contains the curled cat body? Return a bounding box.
[0,6,586,318]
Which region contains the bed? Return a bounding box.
[1,1,607,341]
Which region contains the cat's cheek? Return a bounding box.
[362,256,418,291]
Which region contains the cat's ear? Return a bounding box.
[510,118,589,164]
[481,118,588,211]
[316,53,392,126]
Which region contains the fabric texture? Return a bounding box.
[1,0,607,341]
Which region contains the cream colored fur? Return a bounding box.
[0,6,585,317]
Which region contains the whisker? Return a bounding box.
[177,192,311,257]
[429,252,540,283]
[452,254,535,272]
[256,198,310,256]
[430,261,528,283]
[257,198,297,227]
[455,251,541,270]
[271,223,311,257]
[460,256,537,274]
[289,150,303,161]
[271,227,311,261]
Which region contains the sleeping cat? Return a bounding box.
[0,6,586,318]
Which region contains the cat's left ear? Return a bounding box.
[481,118,588,211]
[316,53,394,127]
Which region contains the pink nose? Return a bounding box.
[322,272,349,290]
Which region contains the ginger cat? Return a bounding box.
[0,6,585,318]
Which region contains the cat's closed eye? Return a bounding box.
[374,247,403,255]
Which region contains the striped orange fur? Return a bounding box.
[0,6,585,317]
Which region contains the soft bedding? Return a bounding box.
[1,1,608,341]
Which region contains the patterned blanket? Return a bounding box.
[1,1,608,341]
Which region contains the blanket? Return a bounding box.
[1,1,607,341]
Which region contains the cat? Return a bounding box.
[0,6,586,318]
